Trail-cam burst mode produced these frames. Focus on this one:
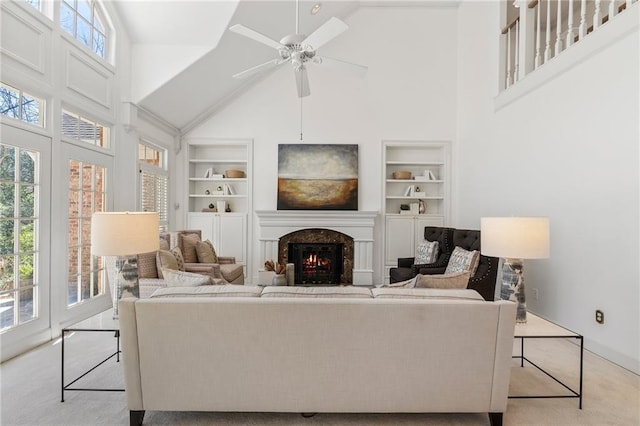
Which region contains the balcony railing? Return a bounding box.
[502,0,637,90]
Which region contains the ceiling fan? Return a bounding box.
[229,0,367,98]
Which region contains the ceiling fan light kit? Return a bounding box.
[229,0,367,98]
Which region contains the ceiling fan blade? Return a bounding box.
[294,67,310,98]
[233,58,285,79]
[229,24,284,50]
[315,56,368,78]
[301,17,348,51]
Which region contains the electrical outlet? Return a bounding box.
[595,310,605,324]
[532,288,539,300]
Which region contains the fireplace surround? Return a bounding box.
[256,211,376,285]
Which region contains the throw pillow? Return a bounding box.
[137,251,158,279]
[156,248,185,278]
[180,233,201,263]
[204,239,218,263]
[385,277,417,288]
[196,240,218,263]
[444,246,480,276]
[415,271,471,289]
[161,268,212,287]
[414,240,439,264]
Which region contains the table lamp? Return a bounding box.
[480,217,550,323]
[91,212,159,318]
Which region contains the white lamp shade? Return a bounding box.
[91,212,159,256]
[480,217,550,259]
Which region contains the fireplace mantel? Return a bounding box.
[255,210,377,285]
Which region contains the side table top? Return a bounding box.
[63,308,119,331]
[514,312,581,338]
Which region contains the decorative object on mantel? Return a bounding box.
[481,217,550,323]
[277,144,358,210]
[91,212,159,319]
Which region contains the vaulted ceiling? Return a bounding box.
[113,0,368,132]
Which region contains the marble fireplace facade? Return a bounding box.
[256,211,376,286]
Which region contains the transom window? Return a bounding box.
[60,0,107,59]
[25,0,40,11]
[67,159,106,306]
[61,109,110,149]
[0,144,39,331]
[138,142,168,231]
[0,83,45,128]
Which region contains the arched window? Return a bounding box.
[60,0,108,59]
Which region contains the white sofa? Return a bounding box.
[119,286,516,426]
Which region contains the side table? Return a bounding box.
[511,312,583,408]
[61,308,124,402]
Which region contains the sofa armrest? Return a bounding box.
[397,257,415,268]
[217,256,236,264]
[184,263,224,281]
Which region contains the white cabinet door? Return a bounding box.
[187,212,246,264]
[187,213,215,244]
[218,214,246,263]
[385,216,416,264]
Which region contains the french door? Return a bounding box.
[0,123,51,361]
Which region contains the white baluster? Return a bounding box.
[609,0,618,19]
[579,0,587,39]
[535,0,541,68]
[544,0,551,62]
[554,0,563,57]
[593,0,602,30]
[506,27,512,88]
[567,0,575,46]
[514,20,520,83]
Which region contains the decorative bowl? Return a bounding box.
[225,169,245,178]
[392,171,412,180]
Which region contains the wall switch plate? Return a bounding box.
[532,288,539,300]
[595,310,604,324]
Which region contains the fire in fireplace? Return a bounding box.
[288,243,344,285]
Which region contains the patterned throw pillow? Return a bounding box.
[137,251,158,279]
[415,271,471,289]
[414,240,439,264]
[196,240,218,263]
[179,233,201,263]
[444,246,480,276]
[161,268,211,287]
[171,247,185,271]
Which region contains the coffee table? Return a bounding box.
[511,312,583,408]
[61,308,124,402]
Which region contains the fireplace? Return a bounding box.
[289,243,344,285]
[256,210,376,285]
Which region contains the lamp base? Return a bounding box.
[500,258,527,323]
[112,256,139,319]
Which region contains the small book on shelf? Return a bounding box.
[428,170,437,180]
[224,184,236,195]
[404,185,415,197]
[210,174,224,179]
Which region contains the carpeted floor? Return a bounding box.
[1,327,638,425]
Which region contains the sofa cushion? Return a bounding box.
[415,240,439,264]
[196,239,218,263]
[372,288,484,300]
[137,251,158,279]
[150,284,262,298]
[415,271,471,289]
[261,286,372,298]
[161,268,215,287]
[180,232,201,263]
[445,246,480,276]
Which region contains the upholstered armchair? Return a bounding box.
[389,227,499,301]
[174,230,244,285]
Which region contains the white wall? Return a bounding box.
[457,2,639,373]
[184,5,460,284]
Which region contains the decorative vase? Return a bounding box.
[418,199,426,214]
[272,274,287,286]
